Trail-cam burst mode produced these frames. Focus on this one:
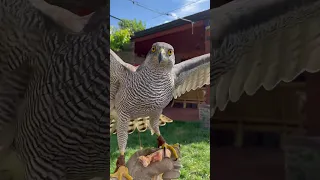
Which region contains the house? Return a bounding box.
[131,9,210,64]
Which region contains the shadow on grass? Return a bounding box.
[110,121,210,179]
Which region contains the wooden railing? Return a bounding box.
[171,87,207,108]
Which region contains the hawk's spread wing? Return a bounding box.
[29,0,94,32]
[110,49,137,72]
[211,0,320,116]
[172,54,210,98]
[110,49,137,107]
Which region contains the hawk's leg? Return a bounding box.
[110,114,133,180]
[150,113,179,160]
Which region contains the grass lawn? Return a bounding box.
[110,121,210,180]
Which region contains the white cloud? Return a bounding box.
[176,0,209,17]
[165,0,209,22]
[150,0,209,28]
[169,12,178,19]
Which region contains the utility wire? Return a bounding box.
[127,0,164,15]
[126,0,195,33]
[110,15,124,22]
[150,0,204,20]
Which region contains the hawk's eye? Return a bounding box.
[167,49,173,56]
[151,47,156,52]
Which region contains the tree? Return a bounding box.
[110,26,131,52]
[118,19,146,35]
[110,19,146,51]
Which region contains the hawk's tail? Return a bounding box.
[110,114,173,135]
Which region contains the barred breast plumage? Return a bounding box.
[116,68,174,118]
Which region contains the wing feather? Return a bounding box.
[29,0,94,32]
[172,54,210,99]
[110,49,137,106]
[110,49,138,126]
[211,0,320,116]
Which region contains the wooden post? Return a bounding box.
[305,72,320,136]
[235,120,243,148]
[205,26,210,54]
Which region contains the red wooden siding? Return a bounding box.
[133,21,204,42]
[205,26,210,53]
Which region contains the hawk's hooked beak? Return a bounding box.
[158,48,166,63]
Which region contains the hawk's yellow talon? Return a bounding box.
[161,143,179,160]
[172,143,180,148]
[110,166,133,180]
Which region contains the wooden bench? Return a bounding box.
[212,116,305,148]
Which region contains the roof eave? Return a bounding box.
[132,9,210,40]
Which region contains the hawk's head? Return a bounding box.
[145,42,175,70]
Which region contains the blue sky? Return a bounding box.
[110,0,210,29]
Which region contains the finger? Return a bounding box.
[162,169,181,180]
[163,159,182,179]
[172,159,182,169]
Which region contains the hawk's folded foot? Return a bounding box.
[110,155,133,180]
[157,135,179,160]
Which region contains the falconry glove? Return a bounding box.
[111,147,181,180]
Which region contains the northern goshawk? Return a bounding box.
[110,42,210,179]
